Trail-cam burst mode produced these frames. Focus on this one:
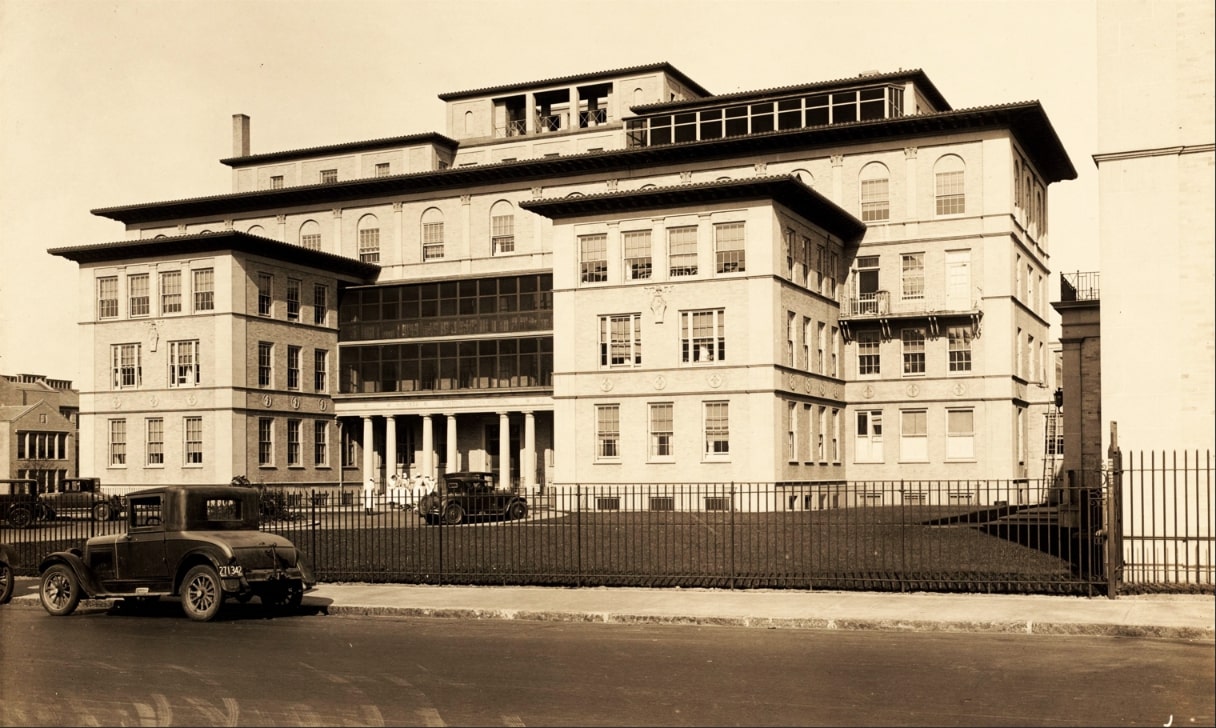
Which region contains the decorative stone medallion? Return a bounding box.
[952,382,967,396]
[599,378,614,392]
[906,383,921,398]
[707,373,723,389]
[863,384,875,399]
[653,375,667,390]
[262,394,273,407]
[291,396,301,410]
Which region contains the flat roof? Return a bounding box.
[220,132,458,168]
[437,62,712,101]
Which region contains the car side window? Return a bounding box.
[129,496,163,528]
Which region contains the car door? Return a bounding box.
[114,493,170,590]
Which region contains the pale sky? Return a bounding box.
[0,0,1098,384]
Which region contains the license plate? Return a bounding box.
[218,565,243,577]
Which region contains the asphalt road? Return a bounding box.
[0,603,1211,727]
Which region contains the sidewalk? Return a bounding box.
[8,579,1213,638]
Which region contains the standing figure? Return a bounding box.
[363,476,376,515]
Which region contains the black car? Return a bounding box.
[0,479,43,529]
[38,485,314,622]
[40,477,125,521]
[0,543,15,604]
[417,471,528,525]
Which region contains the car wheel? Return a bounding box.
[8,506,33,529]
[39,564,81,616]
[0,560,13,605]
[442,502,465,525]
[93,502,113,522]
[264,581,304,612]
[180,565,223,622]
[507,501,528,521]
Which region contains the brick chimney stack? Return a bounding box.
[232,114,250,157]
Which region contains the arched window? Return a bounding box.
[859,162,890,222]
[490,200,515,255]
[1013,159,1021,210]
[299,220,321,250]
[634,87,645,106]
[792,168,814,187]
[464,110,475,135]
[357,214,380,263]
[934,155,965,215]
[421,208,444,260]
[247,224,265,236]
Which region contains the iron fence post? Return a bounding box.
[729,482,735,590]
[1106,434,1123,599]
[576,484,582,588]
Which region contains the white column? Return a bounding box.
[523,411,536,496]
[446,413,458,474]
[498,412,511,492]
[421,414,434,480]
[361,415,376,511]
[385,415,397,480]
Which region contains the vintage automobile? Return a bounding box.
[0,478,44,529]
[417,471,528,525]
[39,477,125,521]
[37,485,314,622]
[0,543,15,604]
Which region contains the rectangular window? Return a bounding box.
[422,221,445,260]
[817,322,826,374]
[160,270,181,314]
[623,230,652,280]
[109,419,126,466]
[817,406,826,461]
[257,272,273,316]
[649,403,674,460]
[714,222,745,273]
[168,339,200,387]
[858,330,880,375]
[258,342,273,387]
[320,169,337,184]
[314,421,329,466]
[287,345,301,390]
[184,416,203,465]
[704,401,730,458]
[258,418,274,466]
[831,408,840,463]
[579,233,608,283]
[313,284,327,325]
[128,273,150,317]
[830,326,839,377]
[802,317,813,371]
[860,177,889,222]
[111,343,142,389]
[287,419,302,466]
[314,349,328,392]
[668,226,698,277]
[492,214,515,254]
[374,162,390,177]
[286,278,301,321]
[595,404,620,460]
[301,230,321,251]
[948,326,973,372]
[98,276,118,319]
[900,409,928,462]
[787,401,798,462]
[786,311,796,367]
[146,417,164,466]
[599,314,642,367]
[946,409,975,460]
[855,410,884,463]
[270,175,284,189]
[359,227,380,264]
[901,253,925,300]
[192,268,214,312]
[902,327,926,375]
[681,308,725,363]
[935,170,965,215]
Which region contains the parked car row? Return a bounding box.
[0,477,125,529]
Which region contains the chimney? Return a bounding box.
[232,114,250,157]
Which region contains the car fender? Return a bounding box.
[171,548,231,593]
[38,550,103,597]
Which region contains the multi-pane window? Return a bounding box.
[422,215,445,260]
[314,349,328,392]
[313,284,328,325]
[704,401,730,458]
[787,401,798,462]
[786,311,796,366]
[855,410,884,463]
[287,419,302,466]
[948,326,973,372]
[623,230,652,280]
[97,276,118,319]
[901,253,924,300]
[714,222,745,273]
[314,421,329,466]
[900,410,928,462]
[300,221,321,251]
[935,155,966,215]
[680,309,726,363]
[286,278,301,321]
[269,175,284,189]
[817,406,827,461]
[111,343,142,389]
[668,226,698,277]
[579,233,608,283]
[817,322,826,374]
[146,417,164,466]
[160,271,181,314]
[374,163,390,177]
[595,404,620,460]
[192,268,214,312]
[320,169,337,184]
[128,274,150,317]
[258,418,273,466]
[184,416,203,464]
[830,326,839,376]
[802,317,813,371]
[599,314,642,367]
[358,225,380,264]
[902,327,926,375]
[649,403,673,460]
[258,342,273,387]
[491,214,515,254]
[831,408,840,462]
[857,330,880,375]
[287,345,302,390]
[168,340,200,387]
[257,273,273,316]
[109,419,126,466]
[859,164,890,222]
[946,409,975,460]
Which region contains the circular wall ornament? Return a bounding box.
[818,382,826,396]
[291,396,301,410]
[186,394,198,407]
[786,373,799,391]
[262,394,273,407]
[952,382,967,396]
[112,397,121,409]
[653,375,667,390]
[862,385,875,399]
[149,395,159,408]
[906,383,921,398]
[599,378,614,392]
[707,373,723,389]
[319,400,329,411]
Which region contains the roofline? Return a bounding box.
[220,132,459,167]
[91,102,1075,225]
[437,62,712,101]
[48,230,381,280]
[521,175,866,245]
[630,69,951,113]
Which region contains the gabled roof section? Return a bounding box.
[631,69,950,113]
[521,175,866,246]
[438,62,711,101]
[0,404,38,423]
[48,231,380,281]
[220,132,458,167]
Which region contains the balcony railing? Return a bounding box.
[840,291,978,318]
[494,119,527,138]
[1060,271,1100,302]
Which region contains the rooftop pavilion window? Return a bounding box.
[626,84,905,148]
[579,83,611,127]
